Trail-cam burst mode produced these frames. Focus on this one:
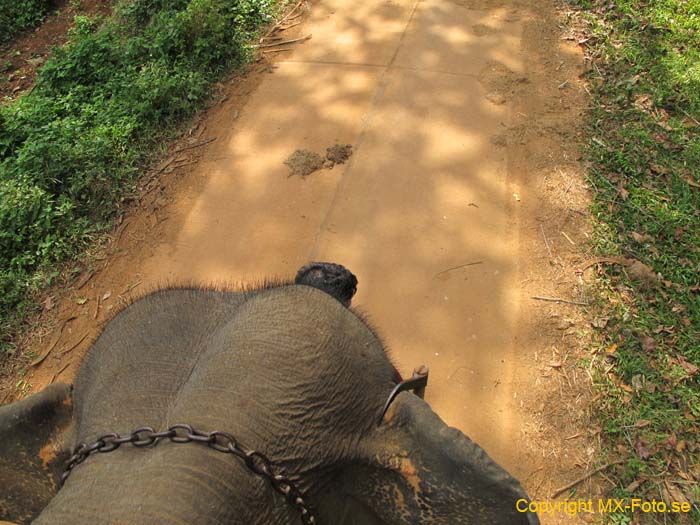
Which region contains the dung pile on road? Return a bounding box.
[324,143,353,166]
[285,143,353,177]
[284,150,323,177]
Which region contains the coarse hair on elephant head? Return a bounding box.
[0,263,539,525]
[294,261,358,307]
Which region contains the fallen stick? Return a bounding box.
[577,256,625,271]
[523,466,544,483]
[561,231,576,246]
[260,0,305,42]
[434,261,483,278]
[60,333,89,357]
[680,107,700,127]
[278,21,302,31]
[532,296,589,306]
[256,35,311,48]
[540,224,552,258]
[170,159,201,169]
[74,269,95,290]
[50,362,72,384]
[31,317,76,367]
[122,280,143,296]
[114,219,131,244]
[154,156,175,174]
[138,158,175,190]
[551,460,625,499]
[262,48,294,54]
[174,137,217,153]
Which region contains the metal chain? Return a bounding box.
[61,424,317,525]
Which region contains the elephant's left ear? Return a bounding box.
[0,383,73,524]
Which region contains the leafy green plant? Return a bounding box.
[0,0,55,43]
[0,0,277,350]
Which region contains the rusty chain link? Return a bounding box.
[61,424,316,525]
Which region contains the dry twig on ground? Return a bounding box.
[256,35,312,48]
[551,460,626,498]
[532,296,589,306]
[260,0,306,43]
[540,223,553,258]
[434,261,483,278]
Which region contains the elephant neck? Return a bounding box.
[35,446,304,525]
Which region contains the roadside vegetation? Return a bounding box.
[0,0,277,353]
[0,0,55,44]
[567,0,699,522]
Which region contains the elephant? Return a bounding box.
[0,262,539,524]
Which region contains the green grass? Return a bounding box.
[567,0,700,522]
[0,0,277,352]
[0,0,55,44]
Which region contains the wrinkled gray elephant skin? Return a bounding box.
[1,267,539,524]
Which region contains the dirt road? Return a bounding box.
[14,0,598,522]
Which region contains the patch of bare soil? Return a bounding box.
[478,60,530,106]
[0,0,112,101]
[504,2,607,521]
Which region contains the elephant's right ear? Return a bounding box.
[334,391,539,524]
[0,383,73,524]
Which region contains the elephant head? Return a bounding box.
[0,263,539,524]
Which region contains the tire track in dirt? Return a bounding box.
[5,1,602,522]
